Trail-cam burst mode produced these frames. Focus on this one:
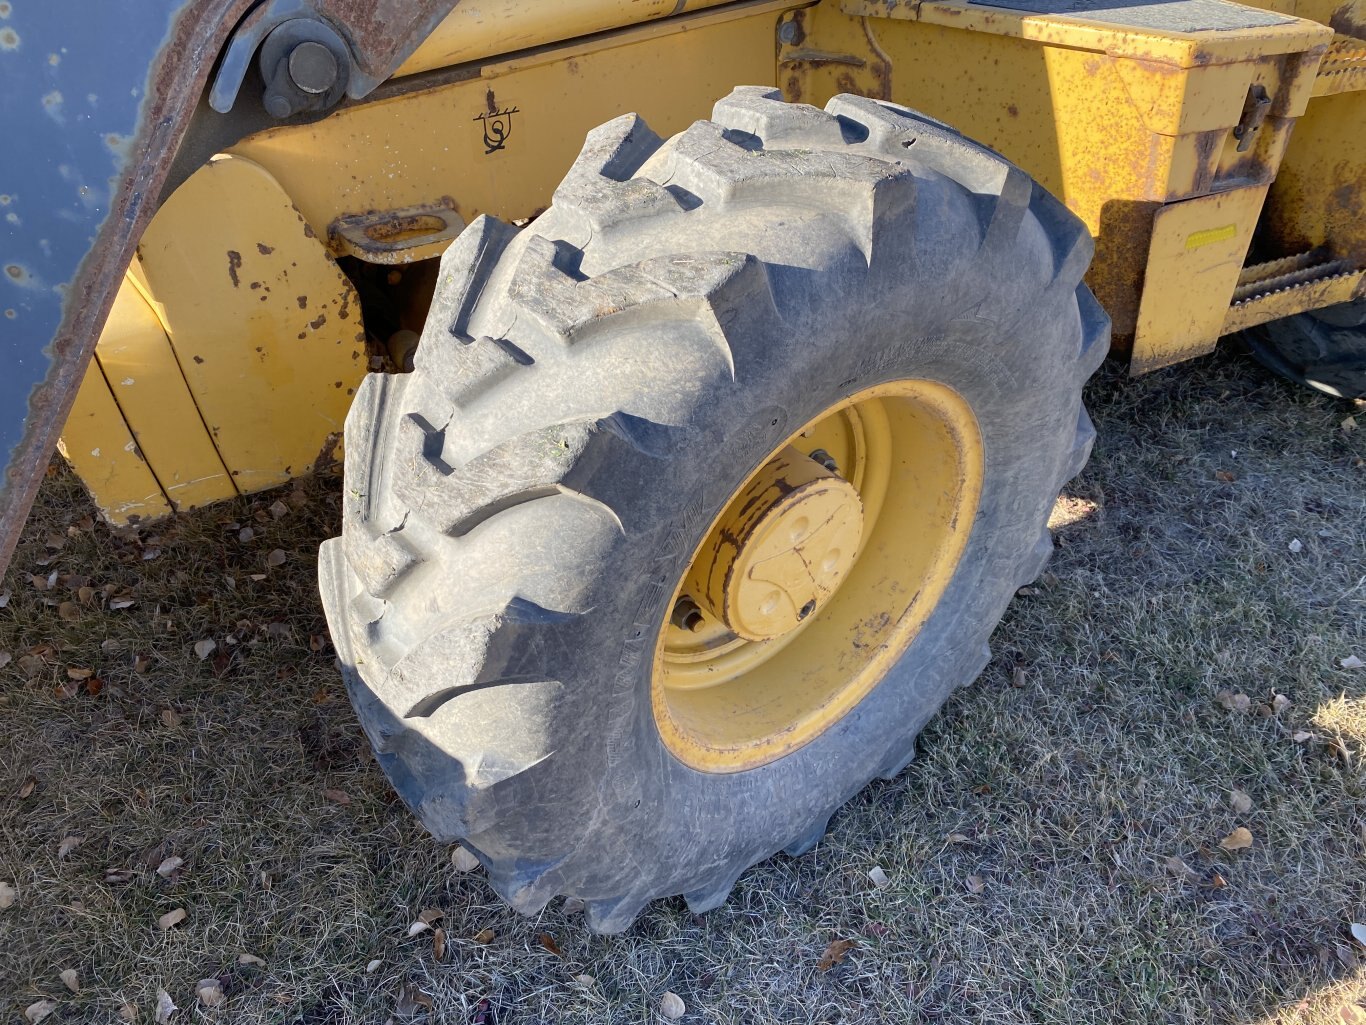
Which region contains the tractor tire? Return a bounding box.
[318,88,1108,933]
[1242,303,1366,399]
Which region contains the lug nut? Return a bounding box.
[809,448,838,473]
[671,597,706,633]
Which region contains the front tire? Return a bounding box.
[319,88,1108,932]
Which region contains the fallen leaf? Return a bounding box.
[269,500,288,520]
[537,933,563,957]
[323,788,351,806]
[193,639,216,661]
[450,846,481,873]
[1338,1003,1366,1025]
[1215,469,1236,483]
[157,907,187,931]
[266,549,287,568]
[160,708,182,728]
[155,988,176,1023]
[1230,789,1253,814]
[238,527,255,543]
[965,874,987,894]
[472,927,495,944]
[1288,538,1303,553]
[65,666,93,680]
[104,868,134,884]
[365,959,382,973]
[109,597,135,610]
[1219,827,1254,852]
[60,968,79,993]
[393,985,433,1015]
[196,979,225,1008]
[0,589,9,608]
[156,856,183,879]
[433,927,446,962]
[1011,666,1027,688]
[17,776,36,799]
[868,866,890,889]
[946,833,971,844]
[57,835,83,859]
[818,938,856,971]
[238,953,265,966]
[562,896,585,914]
[1343,415,1359,433]
[1216,690,1251,712]
[0,880,15,908]
[418,907,444,926]
[1342,655,1365,671]
[1164,855,1196,881]
[406,920,431,938]
[0,652,10,670]
[1292,730,1317,743]
[117,999,137,1022]
[1271,693,1292,715]
[1207,871,1228,889]
[134,655,150,673]
[58,601,79,622]
[572,975,595,988]
[1349,923,1366,949]
[660,992,686,1020]
[24,1000,58,1023]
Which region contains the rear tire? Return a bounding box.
[319,88,1108,933]
[1242,303,1366,399]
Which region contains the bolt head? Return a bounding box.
[288,40,338,95]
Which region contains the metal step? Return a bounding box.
[1223,250,1364,334]
[1312,37,1366,97]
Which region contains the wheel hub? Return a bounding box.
[686,446,864,642]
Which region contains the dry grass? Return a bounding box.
[2,344,1364,1024]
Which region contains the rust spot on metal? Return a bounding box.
[226,249,242,287]
[296,294,308,309]
[256,242,274,255]
[302,222,316,239]
[485,87,498,116]
[193,354,205,364]
[1007,104,1019,118]
[310,312,327,329]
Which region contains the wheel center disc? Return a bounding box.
[687,446,864,642]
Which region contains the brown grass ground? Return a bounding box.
[1,344,1364,1024]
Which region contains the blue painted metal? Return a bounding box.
[0,1,212,571]
[0,0,457,574]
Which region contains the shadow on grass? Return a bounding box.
[0,341,1362,1024]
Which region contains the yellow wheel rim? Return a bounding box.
[651,380,984,772]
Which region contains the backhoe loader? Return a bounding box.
[2,0,1362,931]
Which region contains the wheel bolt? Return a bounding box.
[671,597,706,633]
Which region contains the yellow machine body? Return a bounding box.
[60,0,1366,521]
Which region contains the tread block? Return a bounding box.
[509,234,761,346]
[711,86,847,148]
[552,113,678,230]
[823,94,1012,196]
[1029,181,1093,287]
[1076,285,1112,380]
[344,522,418,600]
[431,214,520,346]
[396,419,598,534]
[1066,406,1097,482]
[667,118,904,208]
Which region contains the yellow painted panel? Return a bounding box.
[396,0,743,77]
[95,271,237,511]
[232,5,787,234]
[1132,184,1269,373]
[58,361,172,525]
[137,155,366,494]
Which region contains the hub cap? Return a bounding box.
[652,380,984,772]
